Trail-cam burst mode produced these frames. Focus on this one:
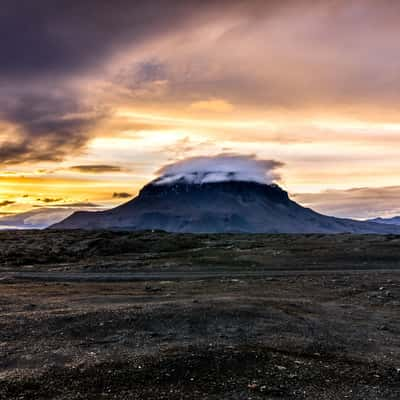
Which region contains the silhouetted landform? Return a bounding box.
[51,181,400,233]
[369,216,400,226]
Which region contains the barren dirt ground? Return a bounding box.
[1,231,400,399]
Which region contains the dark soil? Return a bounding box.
[1,231,400,399]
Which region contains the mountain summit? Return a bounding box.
[50,180,400,233]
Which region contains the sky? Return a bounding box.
[1,0,400,220]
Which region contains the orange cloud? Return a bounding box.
[190,99,233,113]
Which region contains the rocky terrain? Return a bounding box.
[2,230,400,272]
[1,230,400,399]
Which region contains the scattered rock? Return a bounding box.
[145,285,162,292]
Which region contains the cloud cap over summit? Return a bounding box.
[153,154,283,185]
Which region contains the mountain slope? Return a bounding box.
[51,181,400,233]
[368,216,400,226]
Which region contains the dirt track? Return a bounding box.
[4,268,400,282]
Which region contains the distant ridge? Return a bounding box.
[50,180,400,233]
[368,216,400,226]
[0,208,74,230]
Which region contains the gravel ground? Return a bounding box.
[1,231,400,399]
[1,274,400,399]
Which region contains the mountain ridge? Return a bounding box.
[368,216,400,226]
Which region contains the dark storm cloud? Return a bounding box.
[0,200,15,207]
[113,192,132,199]
[2,0,400,166]
[56,202,101,208]
[0,92,104,164]
[0,0,250,165]
[2,0,400,85]
[0,0,158,80]
[32,202,101,208]
[113,0,400,111]
[0,0,249,81]
[70,165,123,173]
[36,198,63,203]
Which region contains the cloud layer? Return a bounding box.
[69,165,123,173]
[3,0,400,165]
[2,1,400,220]
[0,92,102,164]
[154,154,283,185]
[294,186,400,219]
[113,192,132,199]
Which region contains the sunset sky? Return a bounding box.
[1,0,400,220]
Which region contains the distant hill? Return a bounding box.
[367,216,400,226]
[50,180,400,234]
[0,208,74,230]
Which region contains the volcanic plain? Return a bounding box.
[1,230,400,399]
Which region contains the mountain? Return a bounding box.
[0,208,75,230]
[50,180,400,233]
[367,216,400,226]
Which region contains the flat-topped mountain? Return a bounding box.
[50,180,400,233]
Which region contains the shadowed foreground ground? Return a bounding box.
[1,231,400,399]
